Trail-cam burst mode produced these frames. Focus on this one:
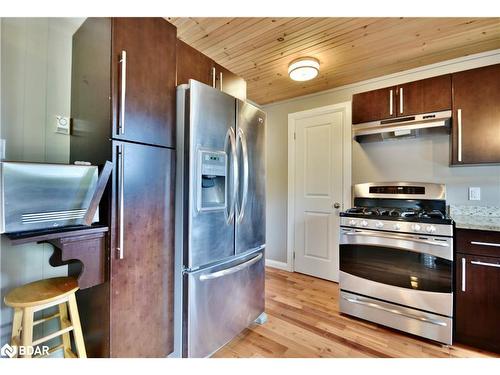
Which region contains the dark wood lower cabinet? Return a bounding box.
[110,142,175,357]
[455,229,500,353]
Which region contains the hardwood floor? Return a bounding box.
[213,267,497,358]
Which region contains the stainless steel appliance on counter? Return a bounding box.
[174,80,266,358]
[339,182,453,344]
[0,162,99,233]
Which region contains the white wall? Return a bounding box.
[264,49,500,263]
[0,17,83,349]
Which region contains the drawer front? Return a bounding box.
[456,228,500,257]
[185,250,265,357]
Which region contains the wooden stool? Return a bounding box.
[4,277,87,358]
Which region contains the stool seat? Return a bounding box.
[4,276,86,358]
[4,277,79,308]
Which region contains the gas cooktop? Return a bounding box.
[340,206,452,224]
[340,182,454,226]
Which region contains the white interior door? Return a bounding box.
[292,110,345,282]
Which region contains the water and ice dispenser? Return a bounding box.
[197,150,227,211]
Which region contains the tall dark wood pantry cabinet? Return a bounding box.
[70,17,176,358]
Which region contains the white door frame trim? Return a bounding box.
[286,102,352,273]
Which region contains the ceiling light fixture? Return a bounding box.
[288,57,320,81]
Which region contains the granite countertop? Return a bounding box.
[450,205,500,232]
[452,215,500,232]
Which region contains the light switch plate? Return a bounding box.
[55,115,71,135]
[468,187,481,201]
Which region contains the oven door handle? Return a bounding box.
[342,296,448,327]
[342,230,449,247]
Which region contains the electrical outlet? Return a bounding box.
[468,187,481,201]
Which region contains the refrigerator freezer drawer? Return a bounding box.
[185,249,265,357]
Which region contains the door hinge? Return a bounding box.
[294,132,296,140]
[293,252,296,260]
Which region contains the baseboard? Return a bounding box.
[265,259,291,271]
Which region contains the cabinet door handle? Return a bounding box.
[461,257,466,292]
[399,87,404,114]
[470,241,500,248]
[457,108,462,162]
[117,144,125,260]
[212,67,216,88]
[389,89,393,115]
[119,50,127,135]
[219,72,223,91]
[471,260,500,268]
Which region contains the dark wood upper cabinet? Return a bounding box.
[176,39,213,87]
[421,74,452,113]
[352,75,451,124]
[111,18,177,148]
[214,62,247,101]
[352,86,396,124]
[176,39,247,100]
[455,229,500,353]
[396,75,451,117]
[451,64,500,165]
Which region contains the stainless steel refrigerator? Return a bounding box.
[174,80,266,358]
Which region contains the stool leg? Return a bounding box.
[67,294,87,358]
[21,307,34,358]
[58,302,72,358]
[10,308,23,358]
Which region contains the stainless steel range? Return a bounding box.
[339,182,453,345]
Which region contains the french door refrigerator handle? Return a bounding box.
[117,144,125,259]
[199,253,262,281]
[119,50,127,135]
[224,127,238,223]
[236,128,249,223]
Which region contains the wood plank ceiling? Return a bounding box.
[168,17,500,105]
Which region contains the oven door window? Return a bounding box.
[340,244,452,293]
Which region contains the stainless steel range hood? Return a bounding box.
[353,110,451,143]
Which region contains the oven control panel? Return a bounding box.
[340,217,453,237]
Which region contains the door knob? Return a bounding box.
[333,202,341,209]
